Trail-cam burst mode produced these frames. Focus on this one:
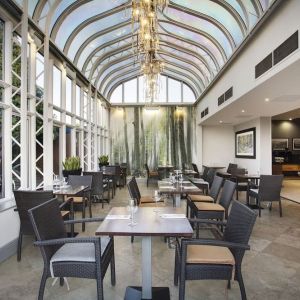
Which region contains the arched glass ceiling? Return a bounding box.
[16,0,276,104]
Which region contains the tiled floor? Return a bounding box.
[1,179,300,300]
[281,179,300,204]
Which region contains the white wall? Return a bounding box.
[202,125,235,170]
[234,117,272,174]
[196,0,300,122]
[0,208,19,248]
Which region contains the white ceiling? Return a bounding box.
[201,58,300,126]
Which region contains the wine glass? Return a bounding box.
[153,190,161,213]
[53,174,59,189]
[128,199,138,226]
[62,177,68,187]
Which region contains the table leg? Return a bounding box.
[173,194,181,207]
[142,236,152,299]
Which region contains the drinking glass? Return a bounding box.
[153,190,161,213]
[128,199,138,226]
[53,174,59,189]
[62,177,68,187]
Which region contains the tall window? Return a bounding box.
[53,66,61,107]
[66,76,72,112]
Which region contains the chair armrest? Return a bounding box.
[64,217,105,225]
[188,218,227,227]
[181,238,250,250]
[34,236,101,247]
[59,197,73,209]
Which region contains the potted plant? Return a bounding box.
[98,155,109,169]
[62,156,82,178]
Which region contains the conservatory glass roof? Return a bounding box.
[14,0,276,103]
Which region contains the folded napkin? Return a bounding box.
[182,181,190,183]
[183,186,196,189]
[160,214,186,219]
[160,186,176,189]
[106,215,130,220]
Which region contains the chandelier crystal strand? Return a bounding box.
[131,0,168,103]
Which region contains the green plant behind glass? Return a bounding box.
[62,156,81,170]
[98,155,109,164]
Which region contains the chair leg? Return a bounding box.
[131,236,134,243]
[82,202,86,232]
[147,177,149,187]
[237,270,247,300]
[279,199,283,217]
[96,277,104,300]
[110,253,116,286]
[227,280,231,289]
[38,271,48,300]
[59,277,64,286]
[174,249,179,286]
[258,199,261,217]
[89,197,92,218]
[179,272,186,300]
[17,231,22,262]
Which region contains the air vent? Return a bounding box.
[274,31,298,65]
[201,107,209,118]
[218,87,233,106]
[225,87,233,100]
[255,53,272,78]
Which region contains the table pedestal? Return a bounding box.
[173,194,181,207]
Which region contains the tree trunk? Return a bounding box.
[140,107,145,171]
[123,108,130,174]
[178,112,187,168]
[133,107,140,175]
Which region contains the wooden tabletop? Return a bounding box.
[158,181,202,195]
[95,207,193,237]
[203,165,225,170]
[235,174,260,180]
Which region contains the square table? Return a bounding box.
[158,180,202,207]
[96,207,193,300]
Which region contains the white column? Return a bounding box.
[3,21,13,197]
[142,236,152,299]
[87,85,92,170]
[60,65,67,175]
[20,0,28,188]
[71,77,76,156]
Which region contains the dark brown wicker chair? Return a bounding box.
[230,168,247,200]
[28,198,115,300]
[145,163,160,187]
[248,175,284,217]
[13,190,70,261]
[174,200,257,300]
[206,168,216,188]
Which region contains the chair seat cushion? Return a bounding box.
[149,171,159,176]
[189,195,214,202]
[140,196,155,203]
[139,202,165,207]
[67,196,83,203]
[187,245,235,265]
[195,202,225,211]
[60,211,69,218]
[250,189,258,194]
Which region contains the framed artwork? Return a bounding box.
[235,127,256,159]
[272,138,289,150]
[293,138,300,150]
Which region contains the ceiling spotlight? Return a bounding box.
[219,120,223,123]
[241,109,245,113]
[265,98,270,102]
[289,118,293,121]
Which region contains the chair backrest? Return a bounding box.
[227,163,238,174]
[206,168,216,187]
[223,201,257,261]
[14,190,54,235]
[28,198,67,264]
[144,163,150,175]
[202,166,209,180]
[104,165,121,176]
[127,178,140,204]
[219,180,236,210]
[131,176,141,199]
[209,175,223,201]
[192,163,199,173]
[258,175,283,202]
[231,168,246,175]
[83,171,104,195]
[68,175,93,188]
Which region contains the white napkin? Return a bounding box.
[106,215,130,220]
[160,214,186,219]
[160,186,175,189]
[183,186,196,189]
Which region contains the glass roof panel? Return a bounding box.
[76,24,135,70]
[225,0,247,23]
[67,11,130,60]
[171,0,244,43]
[54,0,128,50]
[163,7,233,55]
[158,22,225,67]
[50,0,76,30]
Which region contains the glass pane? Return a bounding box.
[83,92,88,119]
[53,66,62,107]
[0,109,3,197]
[183,84,196,103]
[36,52,44,98]
[168,78,181,103]
[124,78,137,103]
[0,20,4,81]
[53,109,61,121]
[76,85,81,116]
[158,75,167,102]
[66,114,72,125]
[110,85,122,103]
[138,76,145,103]
[66,76,72,112]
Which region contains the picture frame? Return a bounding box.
[293,138,300,150]
[235,127,256,159]
[272,138,289,150]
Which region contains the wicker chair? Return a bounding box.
[227,163,238,174]
[206,168,216,188]
[67,175,93,231]
[83,171,109,208]
[199,166,209,180]
[145,163,160,187]
[230,168,247,200]
[190,180,236,238]
[174,201,257,300]
[191,163,200,178]
[13,190,70,261]
[248,175,283,217]
[28,198,115,300]
[186,176,223,217]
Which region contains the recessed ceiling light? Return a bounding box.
[289,118,293,121]
[241,109,245,113]
[265,98,270,102]
[219,120,223,123]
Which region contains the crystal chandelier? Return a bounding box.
[131,0,168,102]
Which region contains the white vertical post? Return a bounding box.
[20,0,28,188]
[87,85,92,170]
[60,64,67,175]
[71,77,76,156]
[142,236,152,299]
[3,21,13,197]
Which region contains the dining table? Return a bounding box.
[158,180,202,207]
[96,207,193,300]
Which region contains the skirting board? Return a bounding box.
[0,238,17,263]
